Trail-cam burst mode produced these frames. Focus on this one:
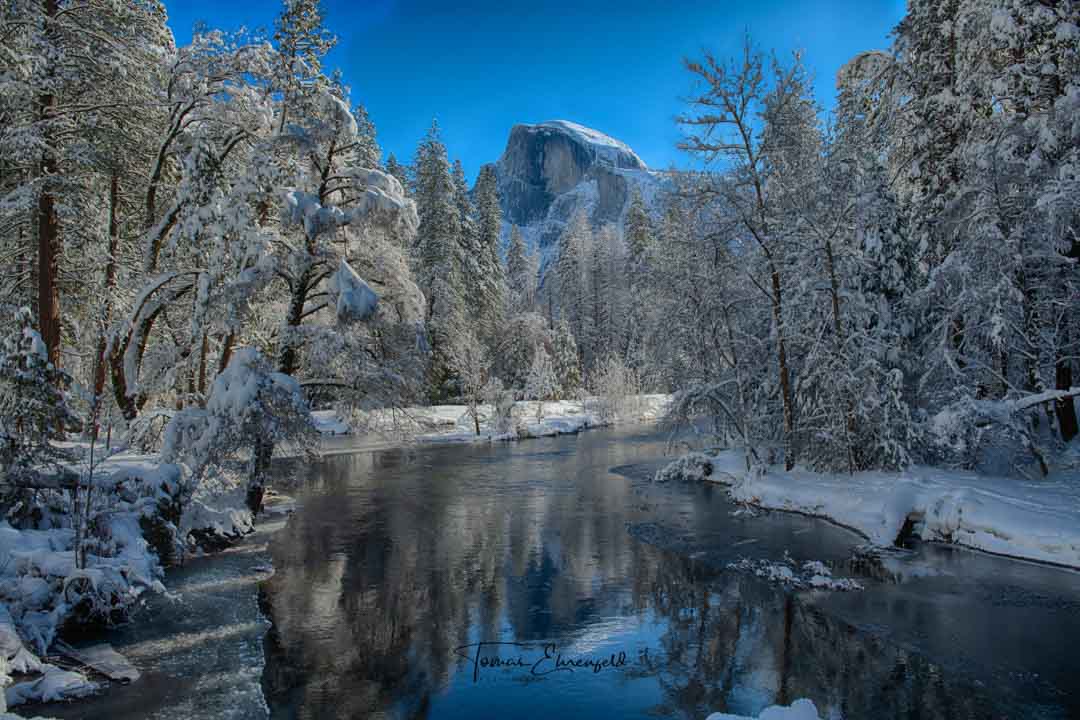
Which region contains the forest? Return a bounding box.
[0,0,1079,714]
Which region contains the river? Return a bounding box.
[31,426,1080,719]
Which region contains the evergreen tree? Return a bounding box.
[0,309,77,485]
[274,0,337,133]
[625,189,653,274]
[384,153,412,196]
[551,319,582,399]
[413,121,466,399]
[472,164,507,341]
[554,209,590,361]
[505,224,536,313]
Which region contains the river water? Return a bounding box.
[32,426,1080,719]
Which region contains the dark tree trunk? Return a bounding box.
[770,265,796,470]
[91,171,121,434]
[246,438,273,515]
[1055,348,1078,443]
[37,0,61,366]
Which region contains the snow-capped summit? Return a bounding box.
[491,119,666,273]
[527,120,648,171]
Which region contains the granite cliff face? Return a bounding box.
[489,120,665,270]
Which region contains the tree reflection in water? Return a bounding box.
[260,439,1022,720]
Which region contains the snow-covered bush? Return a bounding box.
[587,354,642,424]
[928,392,1062,477]
[484,377,516,435]
[456,336,490,436]
[524,346,558,422]
[162,348,317,516]
[654,452,715,483]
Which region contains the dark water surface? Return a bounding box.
[260,427,1080,720]
[28,426,1080,719]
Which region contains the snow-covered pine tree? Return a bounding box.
[505,224,537,313]
[623,190,655,375]
[384,153,412,197]
[492,312,549,391]
[0,308,77,487]
[551,319,582,399]
[524,344,557,422]
[584,224,618,373]
[0,0,172,370]
[274,0,337,134]
[412,121,467,400]
[472,164,507,344]
[553,208,590,365]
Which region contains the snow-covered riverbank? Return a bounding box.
[312,394,672,443]
[0,450,261,713]
[658,451,1080,569]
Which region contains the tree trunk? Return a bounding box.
[770,266,796,470]
[246,438,273,515]
[1055,346,1078,443]
[196,333,209,403]
[37,0,61,366]
[218,331,235,374]
[90,171,121,435]
[247,268,312,515]
[277,268,311,377]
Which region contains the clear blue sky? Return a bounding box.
[166,0,906,182]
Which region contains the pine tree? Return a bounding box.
[472,164,507,341]
[274,0,337,133]
[384,153,411,196]
[413,121,466,399]
[551,319,582,399]
[506,224,536,313]
[0,309,77,485]
[554,209,590,362]
[625,189,652,275]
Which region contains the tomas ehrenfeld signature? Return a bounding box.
[453,641,642,683]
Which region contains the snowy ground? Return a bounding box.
[658,450,1080,569]
[312,394,671,444]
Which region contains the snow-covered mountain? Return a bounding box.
[489,120,668,272]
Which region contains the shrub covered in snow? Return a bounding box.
[162,348,317,514]
[928,392,1064,477]
[654,452,715,484]
[587,354,643,424]
[484,378,517,435]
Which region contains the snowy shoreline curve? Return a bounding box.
[657,451,1080,571]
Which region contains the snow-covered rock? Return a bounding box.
[726,557,863,592]
[706,698,822,720]
[5,663,97,707]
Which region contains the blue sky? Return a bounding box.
[166,0,906,181]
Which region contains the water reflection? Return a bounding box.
[260,431,1036,719]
